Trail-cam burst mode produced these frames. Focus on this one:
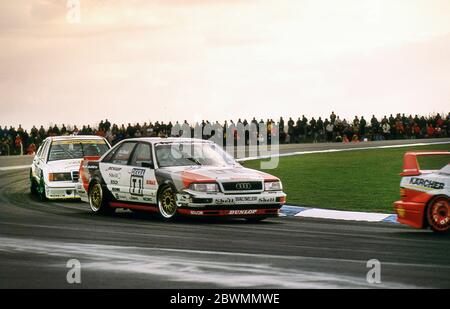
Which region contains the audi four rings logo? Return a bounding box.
[235,183,251,190]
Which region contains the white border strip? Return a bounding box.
[294,208,392,222]
[238,141,450,162]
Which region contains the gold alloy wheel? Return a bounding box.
[158,187,177,218]
[90,183,103,212]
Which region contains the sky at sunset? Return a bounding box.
[1,0,449,130]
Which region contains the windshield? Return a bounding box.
[48,139,109,162]
[155,142,236,168]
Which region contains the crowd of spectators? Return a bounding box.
[1,112,449,156]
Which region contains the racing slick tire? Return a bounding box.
[89,181,115,215]
[427,196,450,234]
[157,185,178,221]
[30,170,38,196]
[36,177,47,201]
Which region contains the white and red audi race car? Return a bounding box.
[30,135,111,200]
[76,138,286,221]
[394,151,450,233]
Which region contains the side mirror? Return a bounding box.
[141,162,155,169]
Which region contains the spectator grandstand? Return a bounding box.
[0,112,449,156]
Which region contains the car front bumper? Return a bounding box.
[46,182,80,200]
[176,190,286,217]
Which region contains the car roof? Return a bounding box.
[46,135,105,141]
[120,137,213,145]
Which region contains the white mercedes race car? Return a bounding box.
[30,135,111,200]
[76,138,286,221]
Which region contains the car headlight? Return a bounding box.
[264,180,282,191]
[48,172,72,182]
[189,183,219,193]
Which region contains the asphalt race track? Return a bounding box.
[0,139,449,288]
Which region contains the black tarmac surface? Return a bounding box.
[0,139,449,288]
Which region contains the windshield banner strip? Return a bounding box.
[52,140,106,145]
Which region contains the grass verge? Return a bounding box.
[242,144,449,213]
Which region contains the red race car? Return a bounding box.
[394,151,450,233]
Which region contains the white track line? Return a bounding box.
[238,141,450,161]
[0,165,30,172]
[0,141,448,170]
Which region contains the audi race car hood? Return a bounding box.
[46,159,82,173]
[156,165,279,190]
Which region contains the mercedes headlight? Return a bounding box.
[48,172,72,182]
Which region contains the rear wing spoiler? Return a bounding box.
[401,151,450,176]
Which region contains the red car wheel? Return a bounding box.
[427,197,450,233]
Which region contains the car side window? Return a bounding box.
[109,142,137,165]
[130,143,153,167]
[36,145,43,158]
[39,141,49,161]
[102,145,118,163]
